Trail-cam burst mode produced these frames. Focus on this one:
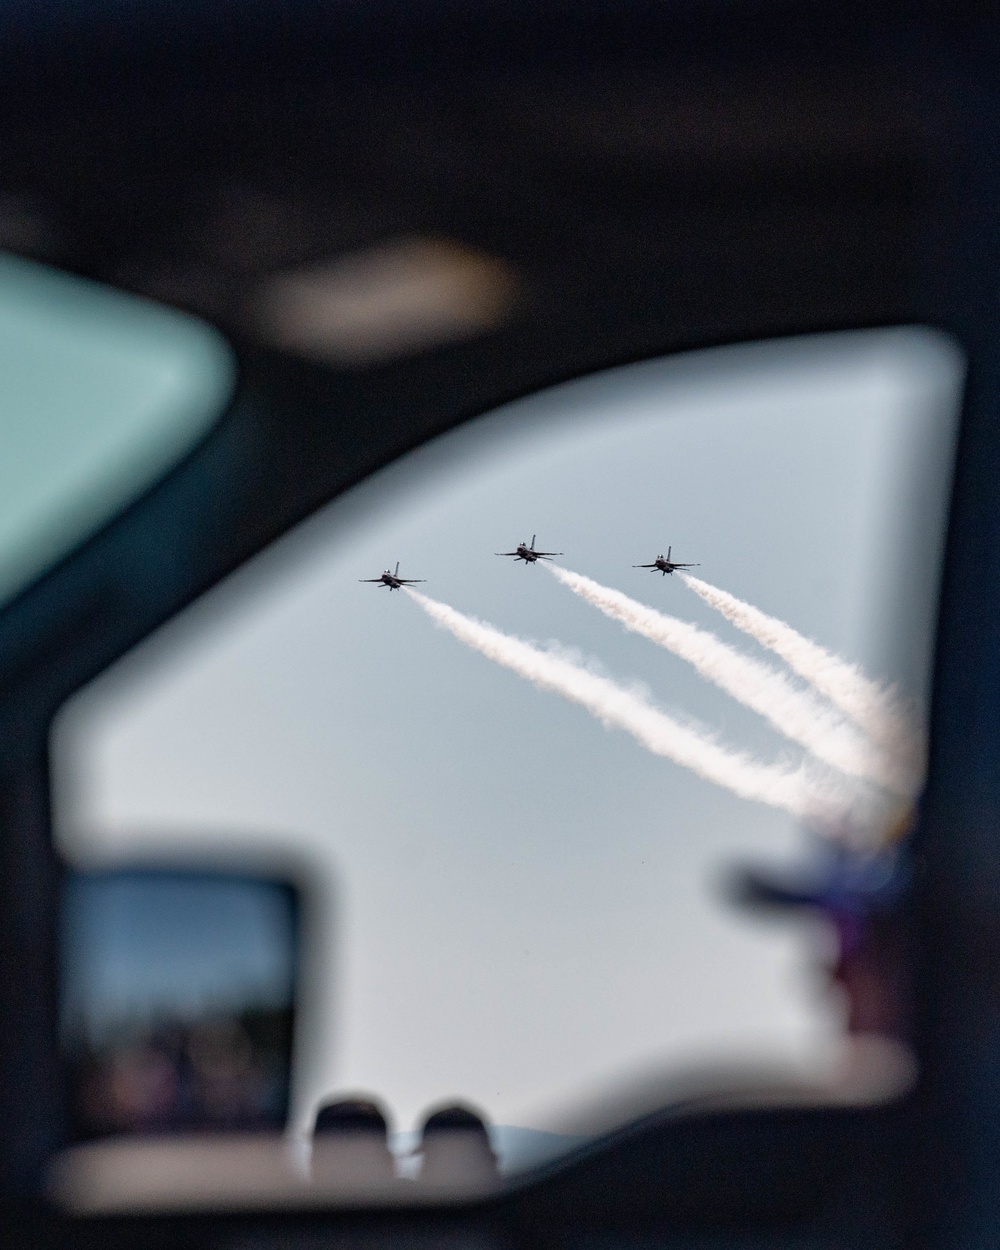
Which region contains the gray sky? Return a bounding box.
[52,328,961,1149]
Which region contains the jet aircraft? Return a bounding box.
[633,547,700,575]
[495,534,563,564]
[360,561,426,590]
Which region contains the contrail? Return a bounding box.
[405,588,859,824]
[545,565,911,799]
[678,572,924,792]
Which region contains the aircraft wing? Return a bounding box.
[633,562,658,568]
[534,551,562,557]
[359,578,386,582]
[396,578,426,584]
[495,551,520,556]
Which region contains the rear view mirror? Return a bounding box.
[59,867,299,1142]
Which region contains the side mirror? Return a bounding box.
[59,866,299,1142]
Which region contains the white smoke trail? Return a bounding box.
[678,572,924,793]
[545,564,911,799]
[405,588,859,824]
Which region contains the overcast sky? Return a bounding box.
[52,328,962,1152]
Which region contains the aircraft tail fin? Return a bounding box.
[395,561,400,577]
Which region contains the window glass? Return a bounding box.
[52,328,962,1183]
[0,252,234,605]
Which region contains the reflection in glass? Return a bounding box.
[61,870,297,1140]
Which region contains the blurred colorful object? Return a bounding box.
[0,253,234,606]
[60,869,298,1139]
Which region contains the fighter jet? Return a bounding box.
[495,534,563,564]
[633,547,700,576]
[360,561,426,590]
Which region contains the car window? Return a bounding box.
[0,253,234,605]
[51,327,962,1191]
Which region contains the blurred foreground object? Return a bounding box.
[60,867,299,1141]
[735,808,916,1052]
[416,1104,500,1189]
[311,1096,397,1186]
[0,252,233,607]
[255,237,518,367]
